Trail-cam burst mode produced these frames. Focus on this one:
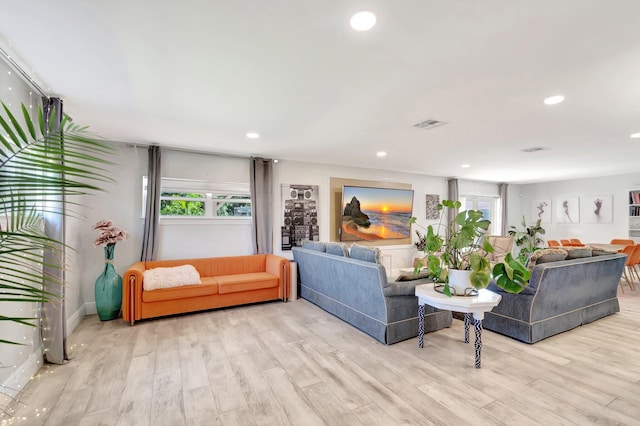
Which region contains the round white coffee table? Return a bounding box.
[415,283,502,368]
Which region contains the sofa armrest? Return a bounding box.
[383,281,421,297]
[123,262,146,325]
[266,254,290,300]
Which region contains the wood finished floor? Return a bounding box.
[2,289,640,426]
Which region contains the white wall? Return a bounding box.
[66,145,146,318]
[272,159,449,252]
[514,173,640,243]
[273,160,458,269]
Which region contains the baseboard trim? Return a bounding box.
[66,304,87,335]
[84,301,97,316]
[0,347,44,400]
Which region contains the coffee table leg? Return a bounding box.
[474,318,483,368]
[418,304,425,348]
[464,313,471,343]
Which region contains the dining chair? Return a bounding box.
[570,238,584,246]
[484,235,514,264]
[547,240,561,247]
[630,245,640,285]
[610,239,634,246]
[619,244,639,293]
[560,239,572,246]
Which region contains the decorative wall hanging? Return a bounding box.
[532,199,551,223]
[425,194,440,220]
[281,184,319,250]
[580,195,613,223]
[555,197,580,224]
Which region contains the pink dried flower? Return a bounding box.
[93,220,129,247]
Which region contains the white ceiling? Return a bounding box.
[2,1,640,184]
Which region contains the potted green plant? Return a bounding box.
[508,216,546,264]
[409,199,530,296]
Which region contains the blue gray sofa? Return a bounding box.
[483,250,626,343]
[292,243,452,344]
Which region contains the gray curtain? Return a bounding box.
[447,178,459,233]
[41,97,68,365]
[140,145,161,261]
[250,157,273,254]
[499,183,508,235]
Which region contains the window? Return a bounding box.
[160,192,206,216]
[213,194,252,217]
[143,177,251,218]
[460,195,498,234]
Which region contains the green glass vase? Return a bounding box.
[95,243,123,321]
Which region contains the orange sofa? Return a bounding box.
[122,254,290,324]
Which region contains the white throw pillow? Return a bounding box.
[143,264,201,291]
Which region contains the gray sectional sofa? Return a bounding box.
[483,250,626,343]
[292,243,452,344]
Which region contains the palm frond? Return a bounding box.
[1,102,119,344]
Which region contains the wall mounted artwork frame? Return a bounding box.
[425,194,440,220]
[339,185,414,241]
[281,184,319,250]
[555,196,580,224]
[580,195,613,224]
[532,199,551,223]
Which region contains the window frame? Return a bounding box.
[460,195,499,234]
[142,177,252,223]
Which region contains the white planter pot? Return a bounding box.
[447,269,473,296]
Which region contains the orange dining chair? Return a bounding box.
[610,239,634,246]
[570,238,584,246]
[619,244,639,293]
[547,240,561,247]
[560,239,572,246]
[632,246,640,285]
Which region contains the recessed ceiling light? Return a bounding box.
[376,151,387,158]
[461,164,470,168]
[544,95,565,105]
[350,11,376,31]
[246,132,259,139]
[630,133,640,139]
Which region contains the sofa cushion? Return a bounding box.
[349,244,381,263]
[143,264,201,291]
[591,246,618,256]
[142,277,219,302]
[564,246,593,259]
[215,272,278,294]
[526,248,568,271]
[302,241,326,252]
[326,242,349,257]
[396,271,432,281]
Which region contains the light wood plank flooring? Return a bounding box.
[2,289,640,425]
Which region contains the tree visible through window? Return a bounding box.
[143,177,252,218]
[215,195,251,217]
[160,192,205,216]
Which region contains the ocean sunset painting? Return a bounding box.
[340,186,414,241]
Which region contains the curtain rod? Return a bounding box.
[0,46,48,99]
[125,142,257,161]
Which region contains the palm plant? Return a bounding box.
[1,102,117,344]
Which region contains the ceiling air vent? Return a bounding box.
[521,146,549,153]
[413,118,448,130]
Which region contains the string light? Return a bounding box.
[0,65,52,424]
